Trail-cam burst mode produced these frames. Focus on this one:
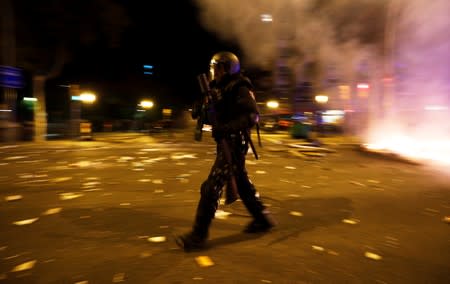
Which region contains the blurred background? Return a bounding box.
[1,0,449,165]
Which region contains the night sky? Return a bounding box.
[56,1,236,111]
[7,0,246,122]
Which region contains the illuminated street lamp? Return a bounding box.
[70,89,97,139]
[71,91,97,104]
[79,92,96,104]
[266,100,279,109]
[139,100,154,109]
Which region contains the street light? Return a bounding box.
[70,90,97,139]
[266,100,279,109]
[71,91,97,104]
[139,100,154,109]
[79,92,96,104]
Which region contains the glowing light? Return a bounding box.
[365,135,450,166]
[338,85,350,100]
[322,110,345,115]
[357,83,370,89]
[162,108,172,116]
[315,95,328,104]
[321,110,345,124]
[79,92,96,103]
[140,100,154,109]
[23,97,37,102]
[365,0,450,172]
[266,100,279,108]
[260,14,273,22]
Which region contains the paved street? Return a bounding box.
[0,130,449,284]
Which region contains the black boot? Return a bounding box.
[238,180,276,234]
[175,232,207,252]
[177,185,217,252]
[243,210,276,233]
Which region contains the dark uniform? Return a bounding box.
[177,52,275,252]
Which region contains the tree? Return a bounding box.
[12,0,129,141]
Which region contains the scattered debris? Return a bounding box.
[312,245,325,252]
[59,192,83,200]
[142,157,167,164]
[112,273,125,283]
[4,156,27,160]
[5,195,22,202]
[288,144,335,153]
[13,218,39,226]
[51,177,72,183]
[215,210,232,219]
[289,211,303,217]
[42,208,62,215]
[349,181,366,187]
[117,156,134,162]
[132,162,144,168]
[11,260,36,272]
[148,236,166,243]
[69,161,91,168]
[365,251,382,260]
[280,179,296,184]
[195,256,214,267]
[384,236,400,248]
[82,181,101,188]
[171,153,197,160]
[327,250,339,256]
[342,218,360,225]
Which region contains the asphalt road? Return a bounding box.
[0,130,449,284]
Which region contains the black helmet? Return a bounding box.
[209,51,240,81]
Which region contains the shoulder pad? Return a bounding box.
[224,74,253,93]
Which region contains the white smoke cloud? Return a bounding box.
[195,0,450,171]
[194,0,384,71]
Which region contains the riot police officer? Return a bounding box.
[176,51,276,252]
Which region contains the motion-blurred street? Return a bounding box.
[0,130,449,284]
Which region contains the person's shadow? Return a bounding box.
[207,231,267,248]
[202,196,353,249]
